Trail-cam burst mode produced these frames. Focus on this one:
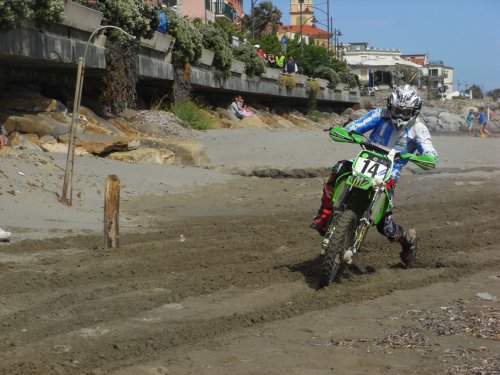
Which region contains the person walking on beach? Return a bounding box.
[465,108,477,136]
[477,107,491,138]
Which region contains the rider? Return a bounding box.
[310,85,438,266]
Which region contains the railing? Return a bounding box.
[214,2,237,22]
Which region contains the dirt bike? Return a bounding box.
[318,126,436,288]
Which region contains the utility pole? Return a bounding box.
[299,0,304,58]
[251,0,257,39]
[326,0,330,52]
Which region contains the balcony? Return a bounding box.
[214,2,238,23]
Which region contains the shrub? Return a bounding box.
[339,72,359,89]
[314,66,340,89]
[195,21,232,74]
[97,0,160,40]
[166,10,203,65]
[0,1,32,30]
[0,0,63,30]
[169,100,215,130]
[278,73,296,89]
[232,44,265,77]
[33,0,64,25]
[306,79,320,114]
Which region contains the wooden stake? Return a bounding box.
[104,175,120,249]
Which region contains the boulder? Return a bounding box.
[107,148,175,165]
[231,115,268,129]
[57,133,136,156]
[139,138,208,166]
[0,97,66,113]
[216,107,239,121]
[3,114,69,137]
[9,132,42,150]
[40,142,89,155]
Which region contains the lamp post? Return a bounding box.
[299,0,304,58]
[300,15,316,61]
[305,2,330,52]
[332,28,342,59]
[60,25,135,206]
[251,0,259,39]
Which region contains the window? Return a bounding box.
[429,68,439,77]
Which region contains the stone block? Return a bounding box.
[61,1,103,33]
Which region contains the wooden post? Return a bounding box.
[104,175,120,249]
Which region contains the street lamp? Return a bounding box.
[251,0,259,39]
[332,28,343,59]
[299,0,304,58]
[305,2,330,51]
[300,15,316,60]
[60,25,135,206]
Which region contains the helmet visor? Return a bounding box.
[391,106,413,119]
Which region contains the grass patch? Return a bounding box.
[169,100,215,130]
[305,110,329,122]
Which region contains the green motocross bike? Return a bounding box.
[318,127,436,288]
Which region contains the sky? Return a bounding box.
[243,0,500,93]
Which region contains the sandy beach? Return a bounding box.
[0,128,499,374]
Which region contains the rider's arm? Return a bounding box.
[414,122,439,164]
[344,108,385,134]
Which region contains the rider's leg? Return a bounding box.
[310,160,352,235]
[376,212,417,267]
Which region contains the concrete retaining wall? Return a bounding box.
[0,24,359,105]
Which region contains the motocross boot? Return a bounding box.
[310,208,332,236]
[397,228,417,268]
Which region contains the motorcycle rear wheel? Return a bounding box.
[318,209,357,288]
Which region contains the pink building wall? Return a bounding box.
[183,0,207,20]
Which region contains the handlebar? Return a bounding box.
[328,126,436,169]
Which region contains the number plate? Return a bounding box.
[353,152,390,180]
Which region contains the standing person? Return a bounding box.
[477,107,491,138]
[286,55,296,74]
[267,53,276,68]
[85,0,99,10]
[0,128,11,240]
[465,108,477,136]
[228,96,244,120]
[310,85,438,267]
[157,6,168,34]
[254,45,266,60]
[275,51,285,71]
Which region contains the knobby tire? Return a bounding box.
[318,209,357,288]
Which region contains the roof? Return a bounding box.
[280,24,329,37]
[345,55,422,69]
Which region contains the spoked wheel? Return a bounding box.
[318,210,357,288]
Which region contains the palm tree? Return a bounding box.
[242,1,282,40]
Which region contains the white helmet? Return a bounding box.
[387,84,422,130]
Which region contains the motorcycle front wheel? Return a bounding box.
[318,209,357,288]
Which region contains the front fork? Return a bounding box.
[321,185,384,263]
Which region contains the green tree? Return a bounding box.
[486,88,500,100]
[257,34,281,57]
[465,84,483,99]
[241,1,282,39]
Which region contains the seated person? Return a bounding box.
[228,96,244,120]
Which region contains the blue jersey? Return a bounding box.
[344,108,438,181]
